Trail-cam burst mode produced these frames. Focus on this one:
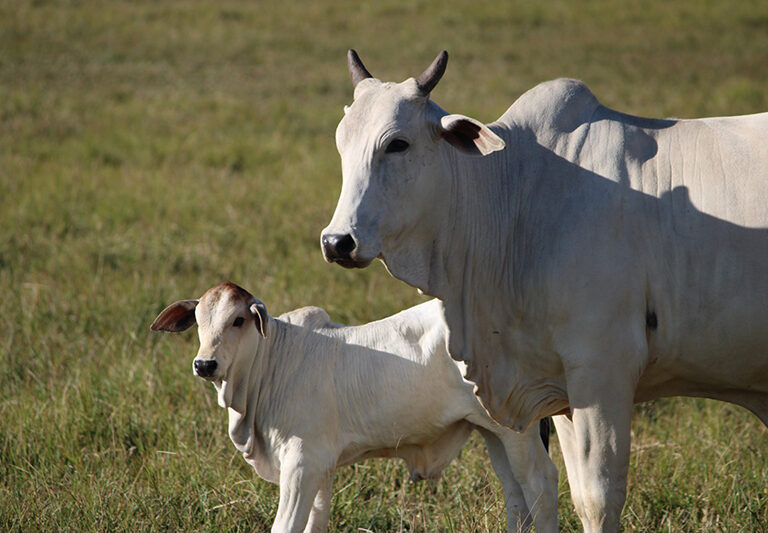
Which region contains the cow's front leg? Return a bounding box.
[563,366,636,533]
[477,428,533,531]
[272,452,332,533]
[478,426,559,533]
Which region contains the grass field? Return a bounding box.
[2,0,767,531]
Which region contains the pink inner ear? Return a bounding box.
[449,118,482,139]
[151,300,197,332]
[250,303,268,338]
[442,118,482,153]
[441,116,504,156]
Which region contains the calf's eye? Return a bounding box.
[233,317,244,328]
[385,139,409,153]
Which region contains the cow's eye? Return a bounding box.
[385,139,409,153]
[233,317,245,328]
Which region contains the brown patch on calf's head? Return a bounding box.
[200,282,269,338]
[151,300,198,332]
[200,281,254,304]
[153,282,269,336]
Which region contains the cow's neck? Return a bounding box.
[418,128,569,428]
[428,128,525,304]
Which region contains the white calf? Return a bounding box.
[152,282,558,533]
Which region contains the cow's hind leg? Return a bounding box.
[552,415,587,519]
[704,391,768,429]
[748,393,768,428]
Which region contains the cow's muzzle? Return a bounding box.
[321,233,372,268]
[193,359,218,379]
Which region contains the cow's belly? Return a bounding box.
[644,218,768,393]
[640,326,768,400]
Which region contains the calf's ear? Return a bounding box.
[438,114,505,156]
[151,300,198,332]
[250,301,269,338]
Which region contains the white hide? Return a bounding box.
[154,283,558,533]
[323,69,768,532]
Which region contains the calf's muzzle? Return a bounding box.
[194,359,217,378]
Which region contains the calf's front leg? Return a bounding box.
[303,475,334,533]
[272,453,332,533]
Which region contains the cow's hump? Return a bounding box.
[503,78,601,135]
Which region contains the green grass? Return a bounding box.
[1,0,767,530]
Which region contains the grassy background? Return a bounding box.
[2,0,767,530]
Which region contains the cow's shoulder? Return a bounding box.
[504,78,601,134]
[280,306,342,330]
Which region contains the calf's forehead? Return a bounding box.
[196,283,252,328]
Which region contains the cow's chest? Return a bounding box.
[448,307,568,429]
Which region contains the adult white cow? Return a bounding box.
[321,50,768,532]
[151,282,558,533]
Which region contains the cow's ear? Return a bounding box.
[250,301,269,338]
[151,300,198,332]
[438,114,505,156]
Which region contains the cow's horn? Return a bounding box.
[348,49,373,87]
[415,50,448,95]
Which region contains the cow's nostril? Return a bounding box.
[336,234,356,255]
[322,233,357,261]
[194,359,217,377]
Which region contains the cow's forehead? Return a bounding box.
[343,79,428,133]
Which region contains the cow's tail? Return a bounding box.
[539,417,553,452]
